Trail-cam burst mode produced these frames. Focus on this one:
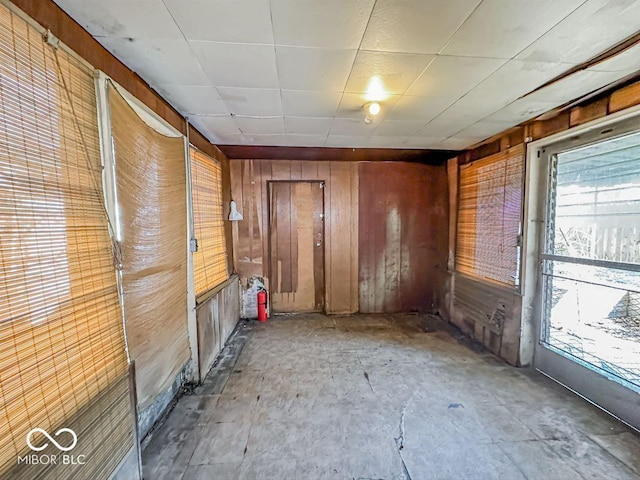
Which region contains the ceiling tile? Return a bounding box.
[98,37,210,85]
[188,115,242,136]
[164,0,273,43]
[191,42,279,88]
[284,117,334,135]
[335,93,401,119]
[281,135,328,147]
[187,116,244,144]
[525,69,629,106]
[517,0,640,64]
[54,0,640,152]
[325,135,372,147]
[480,67,637,127]
[369,136,410,147]
[270,0,375,49]
[276,47,357,91]
[243,134,321,146]
[156,85,229,115]
[437,136,484,149]
[442,0,584,59]
[281,90,343,117]
[212,133,246,145]
[217,87,283,116]
[53,0,183,39]
[437,59,575,121]
[385,94,456,122]
[329,118,380,136]
[431,96,499,124]
[373,120,425,136]
[361,0,481,54]
[235,116,285,135]
[405,55,506,97]
[483,99,558,124]
[454,120,521,141]
[344,51,435,95]
[590,43,640,72]
[415,120,466,138]
[474,59,574,101]
[403,136,447,148]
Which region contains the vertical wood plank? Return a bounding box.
[247,160,256,262]
[229,160,243,274]
[447,158,458,272]
[271,160,291,180]
[290,160,303,180]
[301,161,319,180]
[269,183,279,291]
[328,162,352,314]
[358,162,372,312]
[289,182,298,292]
[259,160,272,284]
[350,162,359,313]
[317,162,332,310]
[312,182,325,310]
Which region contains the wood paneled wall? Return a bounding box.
[359,162,449,313]
[230,160,358,314]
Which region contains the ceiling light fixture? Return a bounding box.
[364,101,381,124]
[365,75,387,102]
[367,102,381,116]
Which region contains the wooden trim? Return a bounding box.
[610,81,640,113]
[195,274,239,308]
[218,145,459,164]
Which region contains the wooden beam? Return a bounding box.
[218,145,459,165]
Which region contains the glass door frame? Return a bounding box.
[525,112,640,432]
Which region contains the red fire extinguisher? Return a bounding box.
[257,290,268,322]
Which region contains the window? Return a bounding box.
[542,129,640,390]
[456,145,524,287]
[109,84,189,407]
[190,146,228,296]
[0,5,131,477]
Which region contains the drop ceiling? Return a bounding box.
[53,0,640,150]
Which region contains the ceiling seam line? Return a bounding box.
[416,0,590,142]
[408,0,494,134]
[435,0,485,56]
[267,0,285,142]
[330,0,379,142]
[161,0,233,144]
[510,0,591,61]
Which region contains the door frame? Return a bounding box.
[266,180,326,313]
[520,104,640,432]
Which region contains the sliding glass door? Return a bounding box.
[535,124,640,431]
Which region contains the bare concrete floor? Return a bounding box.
[143,314,640,480]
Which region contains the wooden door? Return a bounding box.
[269,181,325,312]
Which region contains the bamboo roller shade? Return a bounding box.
[109,85,189,408]
[456,145,524,286]
[0,4,130,475]
[190,146,228,297]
